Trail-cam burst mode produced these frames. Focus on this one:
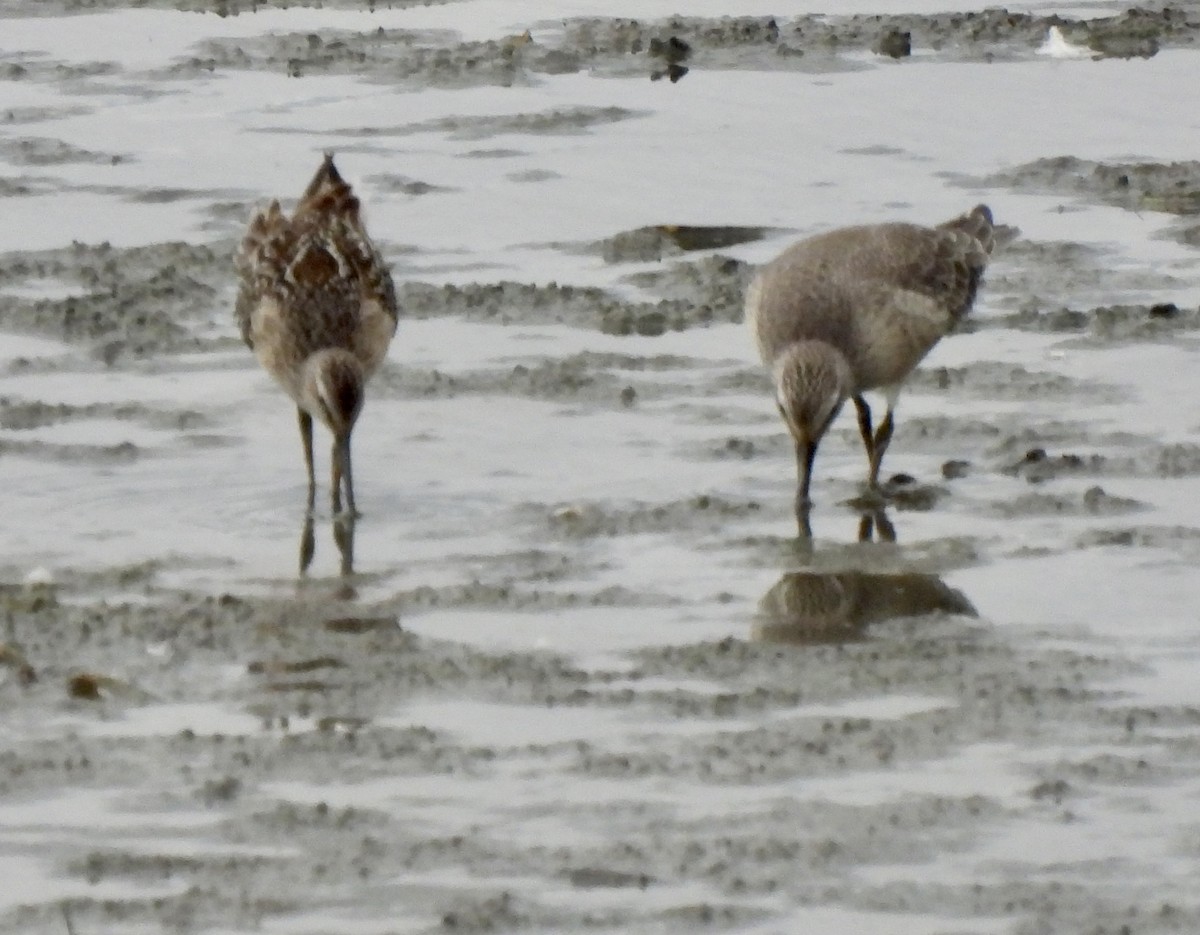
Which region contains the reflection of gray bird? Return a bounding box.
[746,206,994,530]
[753,570,976,645]
[235,154,399,516]
[299,511,355,583]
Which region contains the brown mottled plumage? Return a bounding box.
[235,154,398,517]
[746,205,994,530]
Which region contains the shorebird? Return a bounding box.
[746,204,994,530]
[235,154,398,516]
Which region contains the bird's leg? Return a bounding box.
[868,409,896,488]
[853,395,876,480]
[343,436,356,517]
[796,501,814,540]
[794,438,817,536]
[330,437,343,515]
[298,408,315,511]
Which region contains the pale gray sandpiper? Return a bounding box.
[745,204,995,531]
[235,154,399,516]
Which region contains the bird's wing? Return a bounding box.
[845,220,992,385]
[233,200,287,351]
[875,216,991,326]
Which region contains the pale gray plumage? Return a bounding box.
[235,154,399,519]
[746,204,994,529]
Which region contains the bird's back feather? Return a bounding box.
[747,205,994,391]
[234,155,398,397]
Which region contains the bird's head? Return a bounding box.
[302,349,365,440]
[772,341,853,451]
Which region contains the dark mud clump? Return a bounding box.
[534,493,764,539]
[908,361,1128,402]
[621,254,755,309]
[0,240,234,360]
[977,237,1184,312]
[989,485,1146,519]
[367,173,457,197]
[982,156,1200,216]
[358,105,644,141]
[396,254,752,334]
[0,397,211,432]
[377,353,648,406]
[392,579,669,613]
[998,443,1200,482]
[596,225,776,264]
[0,397,215,465]
[0,435,135,465]
[980,301,1200,342]
[874,27,913,59]
[0,56,120,85]
[1078,524,1200,557]
[171,24,567,88]
[378,348,738,408]
[0,135,125,166]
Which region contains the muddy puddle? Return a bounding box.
[3,1,1200,933]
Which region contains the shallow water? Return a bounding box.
[3,1,1200,933]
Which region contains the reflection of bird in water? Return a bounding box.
[858,508,895,543]
[299,512,355,584]
[795,505,897,545]
[745,205,994,534]
[753,569,975,645]
[235,154,399,516]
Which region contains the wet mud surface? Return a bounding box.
[4,2,1200,934]
[143,6,1200,86]
[0,241,232,359]
[5,578,1197,935]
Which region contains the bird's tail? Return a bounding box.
[940,204,995,255]
[297,152,361,224]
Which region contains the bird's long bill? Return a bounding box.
[333,511,355,579]
[794,438,818,538]
[332,433,356,517]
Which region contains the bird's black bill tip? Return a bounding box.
[330,434,357,518]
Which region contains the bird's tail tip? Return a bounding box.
[299,151,360,220]
[942,203,996,254]
[969,204,993,225]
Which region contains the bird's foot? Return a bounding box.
[845,483,889,512]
